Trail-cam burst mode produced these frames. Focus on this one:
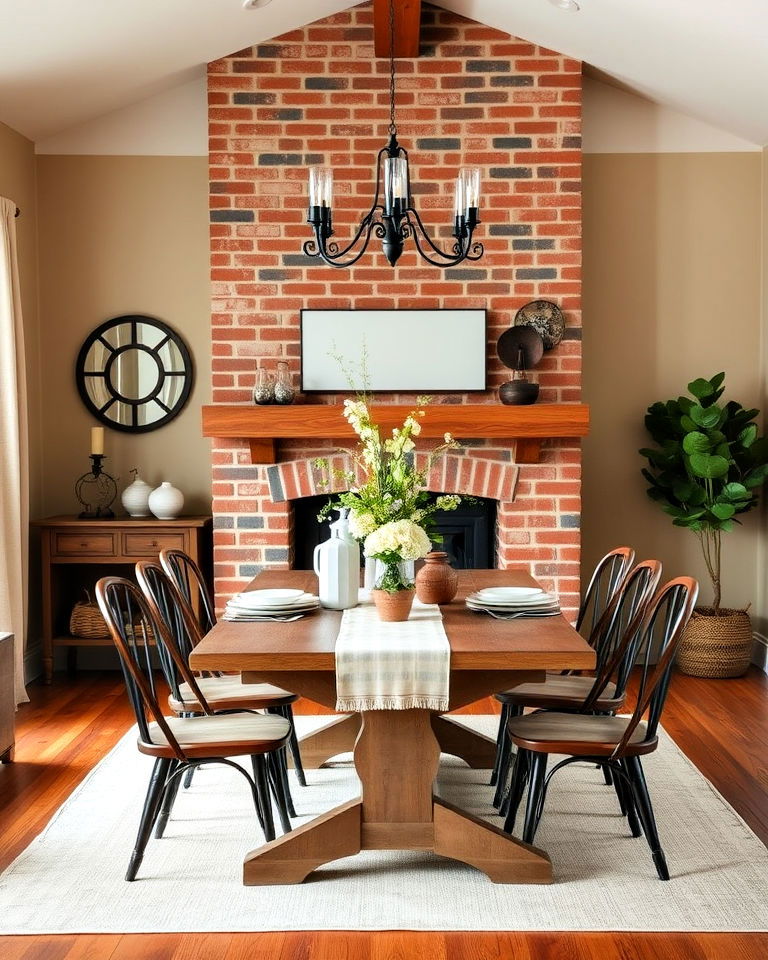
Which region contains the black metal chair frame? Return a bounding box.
[160,548,307,788]
[490,546,635,795]
[502,576,699,881]
[96,576,293,881]
[492,555,657,809]
[136,560,299,820]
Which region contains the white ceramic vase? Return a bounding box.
[120,472,152,517]
[148,481,184,520]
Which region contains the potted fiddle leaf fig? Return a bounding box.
[640,372,768,677]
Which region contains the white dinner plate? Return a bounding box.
[466,598,560,613]
[475,587,545,602]
[467,593,557,609]
[232,589,308,609]
[226,597,320,614]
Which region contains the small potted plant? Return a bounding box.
[364,519,433,621]
[640,373,768,677]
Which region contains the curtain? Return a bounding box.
[0,197,29,706]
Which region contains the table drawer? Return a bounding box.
[53,533,116,557]
[122,532,186,557]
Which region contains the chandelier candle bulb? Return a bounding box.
[461,167,481,214]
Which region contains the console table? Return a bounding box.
[0,632,14,763]
[33,516,212,683]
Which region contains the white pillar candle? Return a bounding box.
[90,426,104,456]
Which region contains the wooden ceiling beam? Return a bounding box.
[373,0,422,58]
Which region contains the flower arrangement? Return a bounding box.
[317,395,462,594]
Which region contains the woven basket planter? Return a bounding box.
[70,594,155,643]
[69,596,110,640]
[677,607,753,678]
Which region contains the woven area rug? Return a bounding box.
[0,715,766,933]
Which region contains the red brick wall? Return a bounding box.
[207,2,583,614]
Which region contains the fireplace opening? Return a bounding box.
[292,494,497,571]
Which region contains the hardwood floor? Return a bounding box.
[1,668,766,959]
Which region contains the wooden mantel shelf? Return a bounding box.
[202,403,590,465]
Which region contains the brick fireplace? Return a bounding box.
[207,3,583,616]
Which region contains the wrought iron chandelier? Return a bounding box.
[303,0,483,268]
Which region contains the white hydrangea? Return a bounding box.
[364,519,432,561]
[348,510,378,540]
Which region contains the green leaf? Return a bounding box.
[714,442,732,460]
[721,482,749,502]
[688,378,714,400]
[689,404,722,429]
[711,503,736,520]
[744,464,768,488]
[738,424,758,448]
[672,480,697,502]
[680,415,698,433]
[710,372,726,390]
[682,431,712,455]
[689,453,730,479]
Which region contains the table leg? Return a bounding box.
[242,707,552,885]
[243,799,362,885]
[431,714,498,769]
[293,713,361,769]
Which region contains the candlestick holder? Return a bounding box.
[75,455,118,519]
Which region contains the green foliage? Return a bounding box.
[639,373,768,610]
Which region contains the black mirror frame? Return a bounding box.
[75,315,194,434]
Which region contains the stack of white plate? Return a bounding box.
[223,588,321,622]
[465,586,561,618]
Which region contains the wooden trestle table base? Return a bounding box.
[189,569,595,885]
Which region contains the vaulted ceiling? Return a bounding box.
[0,0,766,145]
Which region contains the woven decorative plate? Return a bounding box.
[514,299,565,349]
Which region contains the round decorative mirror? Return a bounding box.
[76,315,193,433]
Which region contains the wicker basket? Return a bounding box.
[69,593,155,643]
[677,607,753,678]
[69,593,110,640]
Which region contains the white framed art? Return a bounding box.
[300,309,487,392]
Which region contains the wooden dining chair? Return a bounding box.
[490,546,637,802]
[135,559,299,818]
[159,548,307,787]
[501,576,698,880]
[493,558,662,810]
[96,576,294,881]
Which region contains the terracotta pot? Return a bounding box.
[372,588,416,623]
[415,551,458,605]
[677,607,753,678]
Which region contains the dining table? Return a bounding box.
[189,568,595,885]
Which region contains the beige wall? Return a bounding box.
[36,156,211,516]
[582,152,764,616]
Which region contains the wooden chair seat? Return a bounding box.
[140,712,291,760]
[497,675,621,711]
[508,711,655,757]
[169,676,298,714]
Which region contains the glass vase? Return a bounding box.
[273,360,295,405]
[253,367,274,405]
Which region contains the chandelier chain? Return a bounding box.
[388,0,396,135]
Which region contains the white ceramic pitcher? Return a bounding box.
[313,510,359,610]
